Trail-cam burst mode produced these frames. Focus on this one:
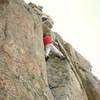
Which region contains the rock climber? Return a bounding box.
[29,3,66,61]
[41,14,66,61]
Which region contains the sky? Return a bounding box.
[24,0,100,79]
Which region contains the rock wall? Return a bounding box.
[47,33,100,100]
[0,0,100,100]
[0,0,53,100]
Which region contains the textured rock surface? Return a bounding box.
[0,0,100,100]
[0,0,53,100]
[47,33,100,100]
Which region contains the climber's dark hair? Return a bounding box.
[42,17,47,22]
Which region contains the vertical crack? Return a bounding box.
[4,19,8,40]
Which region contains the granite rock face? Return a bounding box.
[47,33,100,100]
[0,0,100,100]
[0,0,53,100]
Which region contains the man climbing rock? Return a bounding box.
[29,3,66,61]
[41,14,66,61]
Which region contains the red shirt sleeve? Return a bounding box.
[43,36,53,45]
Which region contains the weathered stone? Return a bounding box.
[47,33,100,100]
[0,0,53,100]
[0,0,9,4]
[0,0,100,100]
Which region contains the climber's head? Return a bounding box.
[41,16,48,22]
[41,14,54,30]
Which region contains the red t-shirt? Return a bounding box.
[43,35,53,45]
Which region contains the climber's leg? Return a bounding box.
[45,44,51,60]
[50,44,64,57]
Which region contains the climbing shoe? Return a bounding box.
[45,56,49,61]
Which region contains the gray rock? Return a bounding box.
[47,33,100,100]
[0,0,100,100]
[0,0,53,100]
